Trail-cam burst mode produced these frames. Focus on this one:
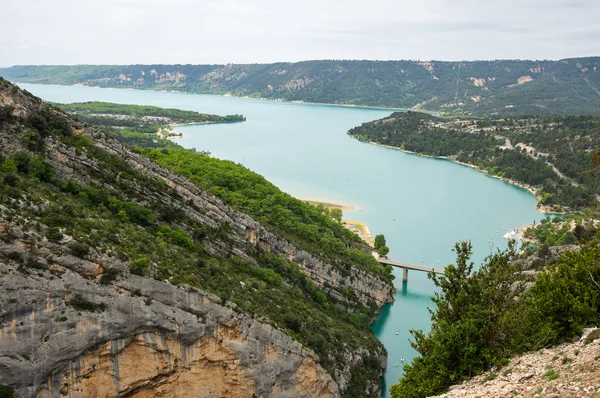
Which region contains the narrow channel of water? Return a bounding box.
[17,83,544,396]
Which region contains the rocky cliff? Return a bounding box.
[0,78,392,396]
[0,225,337,398]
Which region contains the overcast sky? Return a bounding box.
[1,0,599,66]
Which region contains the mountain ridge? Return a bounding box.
[3,57,600,115]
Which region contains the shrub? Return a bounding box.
[69,241,90,257]
[46,227,63,242]
[3,174,18,187]
[6,251,23,264]
[69,294,106,312]
[0,385,15,398]
[99,268,120,285]
[129,257,152,276]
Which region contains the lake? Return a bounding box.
[16,83,544,396]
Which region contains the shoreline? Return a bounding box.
[341,219,375,247]
[301,199,356,212]
[302,198,375,246]
[159,120,244,140]
[14,81,406,112]
[368,141,565,215]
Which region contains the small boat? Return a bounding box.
[394,363,398,367]
[395,331,398,335]
[401,357,405,362]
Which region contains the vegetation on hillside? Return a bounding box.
[3,57,600,115]
[0,78,389,396]
[391,237,600,398]
[54,101,244,145]
[58,101,245,124]
[348,111,600,211]
[523,212,598,247]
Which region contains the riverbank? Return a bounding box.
[301,199,375,246]
[301,199,355,211]
[342,219,375,247]
[160,119,244,140]
[369,142,564,214]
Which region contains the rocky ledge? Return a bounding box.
[431,328,600,398]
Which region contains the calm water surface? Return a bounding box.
[17,83,543,396]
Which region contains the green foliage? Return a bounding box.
[99,268,120,285]
[69,294,107,312]
[139,147,393,281]
[330,207,343,223]
[524,214,598,246]
[391,243,600,398]
[69,241,90,257]
[374,234,386,250]
[57,101,245,124]
[46,227,63,242]
[4,58,600,115]
[376,245,390,257]
[349,111,600,210]
[0,385,14,398]
[129,257,152,276]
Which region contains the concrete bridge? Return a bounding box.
[377,258,445,282]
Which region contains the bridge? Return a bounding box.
[377,258,445,282]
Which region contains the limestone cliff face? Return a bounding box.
[0,233,337,398]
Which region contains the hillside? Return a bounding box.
[432,329,600,398]
[2,58,600,115]
[0,78,394,397]
[348,111,600,212]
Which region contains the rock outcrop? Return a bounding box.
[430,330,600,398]
[0,229,337,398]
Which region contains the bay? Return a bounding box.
[16,83,543,396]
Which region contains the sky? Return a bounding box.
[1,0,599,66]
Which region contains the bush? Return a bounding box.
[129,257,152,276]
[3,174,18,187]
[0,385,15,398]
[46,227,63,242]
[69,294,107,312]
[6,251,23,264]
[99,268,120,285]
[69,241,90,257]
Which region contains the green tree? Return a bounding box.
[374,234,386,250]
[330,207,343,223]
[376,245,390,257]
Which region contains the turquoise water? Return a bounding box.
[16,83,544,396]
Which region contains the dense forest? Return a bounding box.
[348,111,600,211]
[0,78,392,396]
[3,57,600,115]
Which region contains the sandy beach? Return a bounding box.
[301,199,356,212]
[302,199,375,246]
[342,219,375,247]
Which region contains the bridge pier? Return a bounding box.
[402,268,408,282]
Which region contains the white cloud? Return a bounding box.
[0,0,598,65]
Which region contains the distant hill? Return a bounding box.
[2,58,600,115]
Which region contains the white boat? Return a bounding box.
[401,357,405,362]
